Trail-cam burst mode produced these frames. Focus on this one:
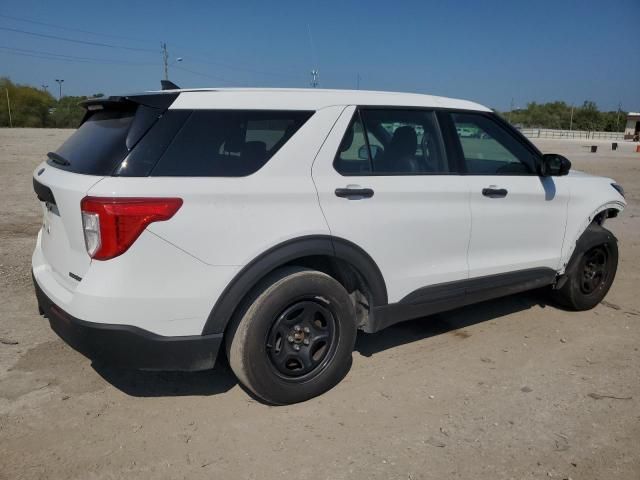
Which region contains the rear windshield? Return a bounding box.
[150,110,314,177]
[50,109,137,175]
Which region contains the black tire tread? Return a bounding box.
[553,231,618,311]
[226,266,356,404]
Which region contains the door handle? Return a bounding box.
[482,187,508,198]
[335,187,374,199]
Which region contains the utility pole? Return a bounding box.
[5,88,12,128]
[569,104,574,131]
[162,42,169,81]
[41,84,49,94]
[508,97,514,123]
[310,69,319,88]
[55,79,64,100]
[616,102,622,132]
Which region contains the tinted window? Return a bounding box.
[334,109,449,175]
[333,113,372,175]
[451,113,536,174]
[114,110,191,177]
[51,109,136,175]
[151,110,313,177]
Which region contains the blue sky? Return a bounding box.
[1,0,638,111]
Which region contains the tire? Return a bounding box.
[553,237,618,311]
[225,267,357,405]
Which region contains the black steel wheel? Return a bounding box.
[226,267,357,405]
[578,246,609,295]
[553,233,618,311]
[266,299,338,380]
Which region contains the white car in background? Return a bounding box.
[32,88,626,404]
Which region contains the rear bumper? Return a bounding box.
[33,273,222,371]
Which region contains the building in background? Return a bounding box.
[624,112,640,140]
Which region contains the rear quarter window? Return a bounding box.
[150,110,313,177]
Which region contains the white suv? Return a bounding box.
[32,88,626,404]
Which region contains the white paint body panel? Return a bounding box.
[558,171,626,269]
[311,106,471,302]
[34,164,102,286]
[31,89,625,339]
[89,106,342,266]
[465,175,569,277]
[33,228,240,336]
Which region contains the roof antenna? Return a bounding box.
[310,69,319,88]
[307,24,319,88]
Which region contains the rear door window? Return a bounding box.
[334,109,449,175]
[362,109,449,175]
[151,110,313,177]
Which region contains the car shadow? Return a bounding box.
[92,290,551,398]
[355,290,549,357]
[92,357,237,397]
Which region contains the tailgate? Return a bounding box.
[32,93,178,285]
[34,164,103,285]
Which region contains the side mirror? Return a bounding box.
[540,153,571,177]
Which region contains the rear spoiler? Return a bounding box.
[78,92,179,125]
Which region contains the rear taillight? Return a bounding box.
[80,197,183,260]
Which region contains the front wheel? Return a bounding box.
[553,239,618,311]
[226,267,357,405]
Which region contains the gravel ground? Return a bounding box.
[0,129,638,480]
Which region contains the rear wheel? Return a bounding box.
[553,240,618,311]
[226,267,357,405]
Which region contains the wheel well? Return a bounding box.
[223,255,375,333]
[202,235,387,336]
[281,255,373,329]
[594,207,619,225]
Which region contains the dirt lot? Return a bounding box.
[1,129,639,480]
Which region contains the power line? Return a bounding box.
[0,15,308,84]
[0,45,155,65]
[0,49,107,64]
[173,65,247,86]
[0,45,246,84]
[176,54,307,81]
[0,48,156,67]
[0,12,154,45]
[0,26,157,53]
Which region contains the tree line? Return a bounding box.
[0,77,628,132]
[498,101,626,132]
[0,77,102,128]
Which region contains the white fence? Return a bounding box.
[519,128,624,141]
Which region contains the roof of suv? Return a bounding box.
[159,88,492,112]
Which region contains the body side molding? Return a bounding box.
[201,235,387,335]
[367,267,557,333]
